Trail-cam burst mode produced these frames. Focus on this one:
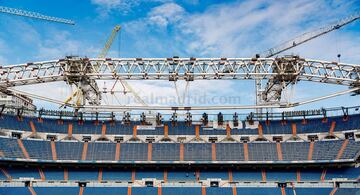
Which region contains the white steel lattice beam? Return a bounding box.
[0,56,359,87]
[0,6,75,25]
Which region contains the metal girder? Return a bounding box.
[0,56,359,87]
[258,56,302,105]
[0,6,75,25]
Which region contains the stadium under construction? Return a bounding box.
[0,3,359,195]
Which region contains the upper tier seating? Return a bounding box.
[0,113,359,136]
[0,137,358,163]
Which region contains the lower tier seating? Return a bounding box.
[0,186,357,195]
[0,166,358,182]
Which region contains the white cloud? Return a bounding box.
[177,0,359,58]
[91,0,139,15]
[91,0,172,16]
[148,3,185,26]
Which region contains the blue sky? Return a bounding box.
[0,0,360,113]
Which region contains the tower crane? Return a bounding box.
[259,12,360,58]
[0,6,75,25]
[256,12,360,110]
[98,25,147,106]
[98,25,121,58]
[62,25,147,109]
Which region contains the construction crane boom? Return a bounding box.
[98,25,121,58]
[255,12,360,111]
[0,6,75,25]
[97,25,148,106]
[260,12,360,58]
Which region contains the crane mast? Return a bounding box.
[255,12,360,114]
[98,25,148,106]
[62,25,147,109]
[98,25,121,58]
[0,6,75,25]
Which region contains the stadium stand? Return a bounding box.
[0,138,358,162]
[0,110,359,194]
[1,113,360,135]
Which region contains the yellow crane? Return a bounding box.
[98,25,121,58]
[62,25,147,108]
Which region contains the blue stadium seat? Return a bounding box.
[162,187,202,195]
[232,170,262,181]
[102,168,132,181]
[0,187,32,195]
[34,187,79,195]
[83,187,128,195]
[184,143,212,161]
[43,167,64,180]
[6,167,40,179]
[167,170,197,182]
[86,142,116,161]
[68,168,98,181]
[236,187,282,195]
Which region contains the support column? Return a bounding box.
[163,169,167,183]
[320,169,327,182]
[211,143,216,161]
[276,142,283,161]
[79,186,84,195]
[261,169,266,182]
[68,123,73,138]
[131,169,135,182]
[281,187,286,195]
[243,143,249,161]
[81,142,88,161]
[98,168,103,182]
[296,169,301,182]
[179,143,184,161]
[258,124,263,138]
[336,139,349,160]
[38,168,45,181]
[51,141,57,160]
[226,124,231,138]
[291,123,297,137]
[196,170,200,182]
[308,142,314,160]
[133,125,137,138]
[232,187,237,195]
[195,125,200,140]
[64,168,68,181]
[115,143,120,161]
[29,121,36,134]
[0,168,11,180]
[28,187,37,195]
[330,188,338,195]
[228,169,233,182]
[17,139,30,159]
[164,124,169,138]
[201,186,206,195]
[148,143,152,161]
[158,186,162,195]
[329,121,336,136]
[101,123,106,137]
